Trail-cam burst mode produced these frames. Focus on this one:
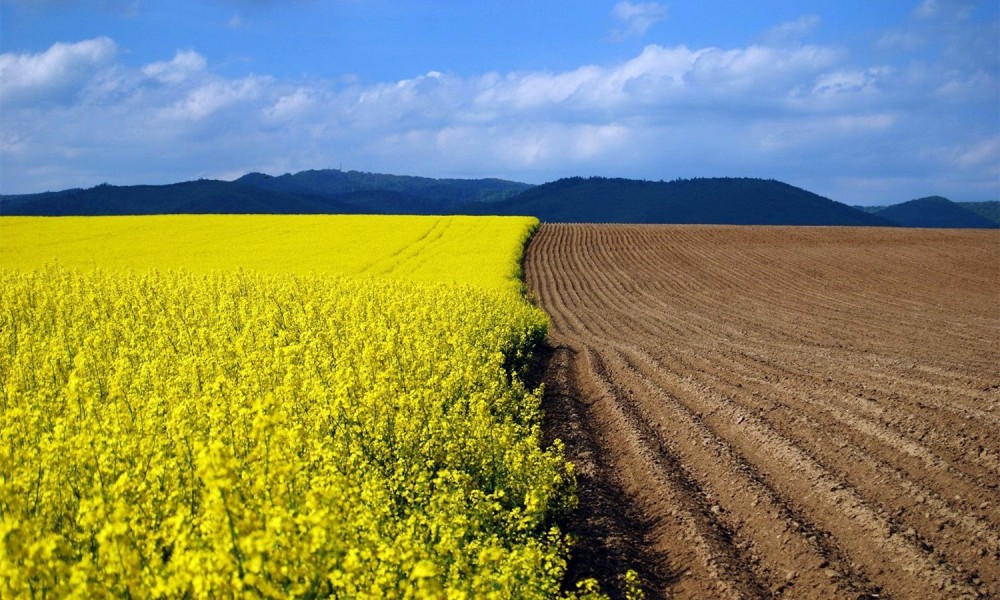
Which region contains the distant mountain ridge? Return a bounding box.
[855,196,999,229]
[0,180,358,216]
[234,170,533,209]
[0,169,533,216]
[2,170,997,228]
[467,176,894,226]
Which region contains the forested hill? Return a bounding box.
[467,177,893,226]
[0,170,533,216]
[0,180,360,216]
[856,197,999,228]
[236,170,532,205]
[957,201,1000,224]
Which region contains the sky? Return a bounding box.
[1,1,997,204]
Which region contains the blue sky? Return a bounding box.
[1,0,997,204]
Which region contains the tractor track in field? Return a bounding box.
[527,224,1000,599]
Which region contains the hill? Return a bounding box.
[0,170,533,216]
[236,169,532,207]
[0,180,359,216]
[870,196,998,228]
[956,201,1000,225]
[468,177,892,226]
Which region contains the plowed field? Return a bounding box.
[526,225,1000,599]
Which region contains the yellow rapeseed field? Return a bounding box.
[0,215,602,598]
[0,215,534,291]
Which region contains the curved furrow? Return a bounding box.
[579,345,771,599]
[526,226,583,339]
[528,225,601,342]
[558,226,633,339]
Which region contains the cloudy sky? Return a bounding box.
[1,0,997,204]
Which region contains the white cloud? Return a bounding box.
[372,122,634,174]
[467,43,841,118]
[812,67,890,99]
[142,50,207,84]
[0,37,117,105]
[685,44,841,93]
[265,88,316,122]
[158,78,264,122]
[483,66,605,109]
[570,123,630,159]
[954,136,999,168]
[611,1,668,40]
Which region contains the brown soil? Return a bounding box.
[526,225,1000,599]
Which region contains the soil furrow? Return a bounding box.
[619,345,981,598]
[528,224,1000,599]
[649,345,1000,502]
[653,346,1000,544]
[604,345,875,598]
[579,345,770,599]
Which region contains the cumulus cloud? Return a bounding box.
[611,1,668,40]
[0,37,117,106]
[157,78,264,122]
[142,50,207,84]
[467,42,842,119]
[265,88,316,122]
